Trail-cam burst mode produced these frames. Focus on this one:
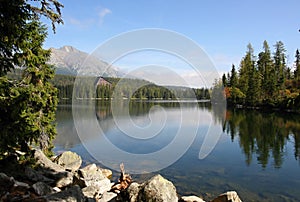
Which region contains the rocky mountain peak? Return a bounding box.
[58,45,80,53]
[49,46,121,77]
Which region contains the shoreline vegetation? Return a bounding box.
[0,149,242,202]
[212,41,300,113]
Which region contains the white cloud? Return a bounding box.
[98,8,112,25]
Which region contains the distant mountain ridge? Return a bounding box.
[49,45,121,77]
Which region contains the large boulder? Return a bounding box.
[127,174,178,202]
[33,150,74,188]
[127,182,141,202]
[43,185,85,202]
[211,191,242,202]
[54,151,82,171]
[74,164,112,194]
[34,149,65,172]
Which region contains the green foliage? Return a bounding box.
[0,0,63,76]
[219,40,300,110]
[295,49,300,80]
[0,0,62,155]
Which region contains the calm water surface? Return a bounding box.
[54,100,300,201]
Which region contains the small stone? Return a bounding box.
[0,173,15,189]
[181,195,206,202]
[54,151,82,171]
[211,191,242,202]
[43,185,84,202]
[53,187,61,192]
[101,168,113,179]
[82,185,100,199]
[14,181,30,189]
[98,191,117,202]
[55,171,74,188]
[32,181,54,196]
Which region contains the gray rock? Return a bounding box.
[25,167,54,183]
[130,174,178,202]
[43,185,84,202]
[54,171,74,188]
[211,191,242,202]
[34,149,65,172]
[75,164,111,193]
[0,173,15,189]
[32,181,54,196]
[127,182,141,202]
[33,150,74,188]
[14,180,30,189]
[181,195,206,202]
[98,191,117,202]
[82,185,101,199]
[54,151,82,171]
[101,168,113,179]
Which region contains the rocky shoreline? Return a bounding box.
[0,150,242,202]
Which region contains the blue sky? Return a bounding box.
[44,0,300,84]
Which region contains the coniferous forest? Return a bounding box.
[218,41,300,111]
[53,75,210,100]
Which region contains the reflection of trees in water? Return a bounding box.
[95,100,211,119]
[222,109,300,168]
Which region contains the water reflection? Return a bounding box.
[223,109,300,168]
[54,101,300,201]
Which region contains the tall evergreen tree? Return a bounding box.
[295,49,300,80]
[274,41,287,90]
[257,40,275,101]
[0,0,63,155]
[238,43,258,105]
[222,73,227,87]
[230,64,238,87]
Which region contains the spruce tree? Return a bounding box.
[230,64,238,88]
[257,40,275,102]
[295,49,300,80]
[0,0,63,155]
[274,41,287,90]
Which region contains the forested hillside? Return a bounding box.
[54,74,210,100]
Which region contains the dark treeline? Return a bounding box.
[218,40,300,110]
[54,75,210,100]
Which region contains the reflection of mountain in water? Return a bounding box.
[222,109,300,168]
[55,101,212,149]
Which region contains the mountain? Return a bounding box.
[49,45,121,77]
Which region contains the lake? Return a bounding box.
[54,100,300,201]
